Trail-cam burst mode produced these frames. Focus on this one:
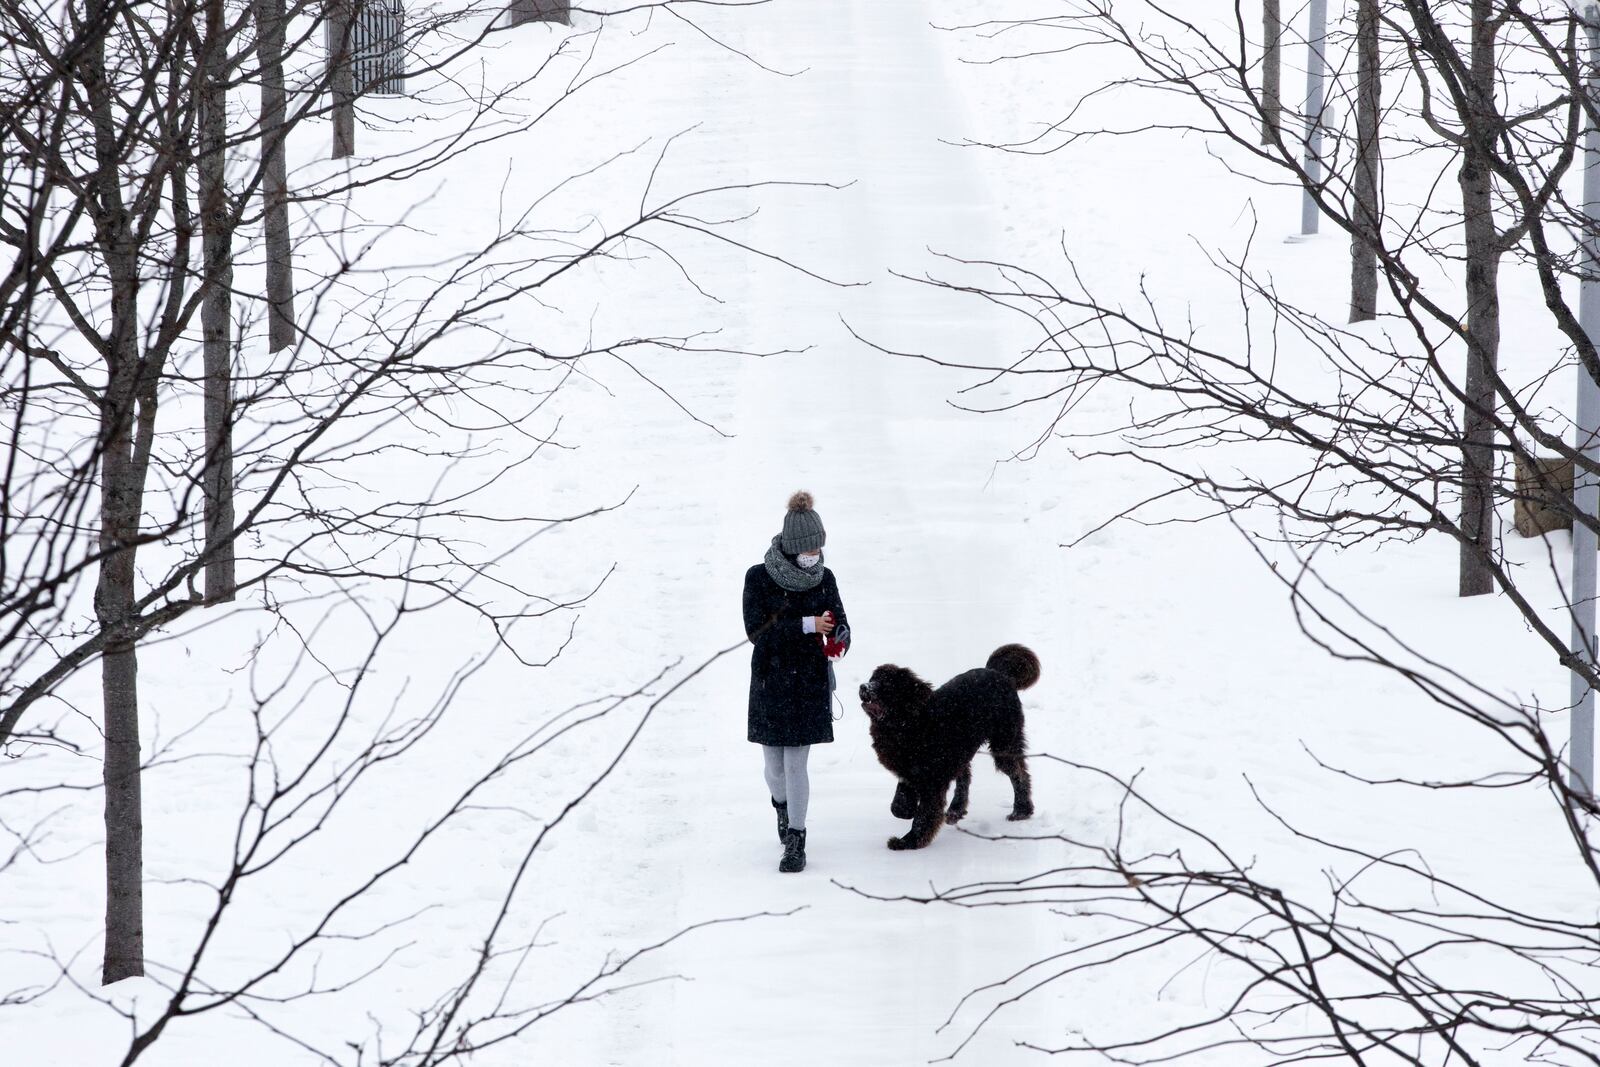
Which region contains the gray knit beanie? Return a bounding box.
[780,491,826,554]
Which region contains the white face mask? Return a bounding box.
[796,551,822,569]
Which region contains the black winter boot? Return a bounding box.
[778,828,807,873]
[771,797,789,843]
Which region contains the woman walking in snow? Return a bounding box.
[743,491,851,873]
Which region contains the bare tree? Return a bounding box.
[937,1,1589,598]
[1456,0,1508,596]
[255,0,296,351]
[1349,0,1380,323]
[197,0,237,603]
[78,0,157,983]
[2,0,814,987]
[1262,0,1282,144]
[325,0,356,158]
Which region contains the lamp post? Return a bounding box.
[1301,0,1328,234]
[1570,0,1600,800]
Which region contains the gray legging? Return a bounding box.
[762,745,811,831]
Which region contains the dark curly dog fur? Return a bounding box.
[858,644,1041,851]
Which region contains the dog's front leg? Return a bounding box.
[945,764,972,825]
[888,782,950,850]
[890,780,918,819]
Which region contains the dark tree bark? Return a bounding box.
[256,0,296,352]
[200,0,236,601]
[1349,0,1381,322]
[1261,0,1281,144]
[80,0,147,984]
[326,0,355,158]
[508,0,570,27]
[1459,0,1500,597]
[99,564,144,988]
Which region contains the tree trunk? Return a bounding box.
[326,0,355,158]
[256,0,296,352]
[508,0,569,26]
[100,570,143,987]
[100,344,158,986]
[200,0,235,601]
[1261,0,1281,144]
[1458,0,1500,597]
[81,0,146,983]
[1349,0,1381,322]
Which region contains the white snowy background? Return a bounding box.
[4,0,1591,1064]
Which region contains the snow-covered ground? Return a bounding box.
[6,1,1594,1064]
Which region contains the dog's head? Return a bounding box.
[859,664,933,721]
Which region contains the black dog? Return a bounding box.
[858,644,1041,850]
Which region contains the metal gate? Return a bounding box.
[350,0,405,96]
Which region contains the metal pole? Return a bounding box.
[1301,0,1328,235]
[1572,10,1600,800]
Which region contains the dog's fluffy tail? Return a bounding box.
[987,644,1041,691]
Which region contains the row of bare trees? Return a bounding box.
[860,1,1600,1062]
[2,0,802,1058]
[4,0,570,988]
[1246,0,1506,594]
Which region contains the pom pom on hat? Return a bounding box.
[788,491,814,512]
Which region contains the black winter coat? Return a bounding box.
[743,564,851,747]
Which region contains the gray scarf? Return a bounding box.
[764,535,824,592]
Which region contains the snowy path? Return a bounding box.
[350,0,1122,1061]
[530,3,1076,1062]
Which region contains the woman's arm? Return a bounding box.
[743,569,776,643]
[826,574,851,656]
[744,569,805,653]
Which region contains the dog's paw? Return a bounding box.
[890,801,916,819]
[887,836,910,850]
[1006,807,1034,822]
[944,811,965,825]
